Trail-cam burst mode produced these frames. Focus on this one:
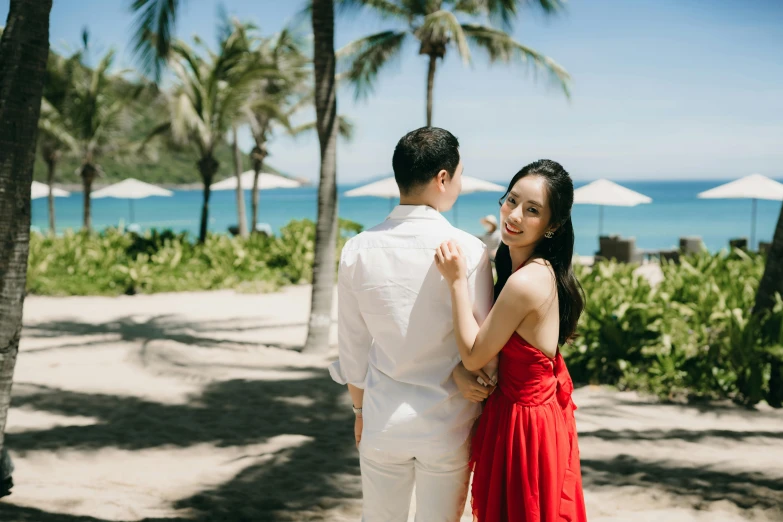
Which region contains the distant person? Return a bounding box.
[330,127,498,521]
[478,214,501,260]
[435,159,587,521]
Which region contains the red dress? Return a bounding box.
[469,332,587,521]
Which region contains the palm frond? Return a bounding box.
[130,0,183,81]
[517,0,565,14]
[90,49,116,98]
[336,0,411,19]
[418,10,471,64]
[249,99,293,134]
[169,40,203,85]
[337,115,355,140]
[338,31,408,99]
[464,0,565,30]
[451,0,484,16]
[461,23,571,96]
[290,115,354,141]
[138,121,172,155]
[39,99,79,153]
[400,0,436,16]
[289,121,316,136]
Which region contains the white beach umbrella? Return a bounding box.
[573,179,652,235]
[210,170,303,191]
[345,175,505,224]
[344,177,399,199]
[31,180,69,200]
[697,173,783,248]
[91,178,174,224]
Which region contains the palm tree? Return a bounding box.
[244,27,309,232]
[39,51,80,234]
[754,206,783,407]
[339,0,570,126]
[0,0,53,496]
[232,21,353,235]
[146,28,275,243]
[302,0,340,353]
[69,33,135,230]
[231,124,249,238]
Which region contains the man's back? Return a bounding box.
[330,205,493,455]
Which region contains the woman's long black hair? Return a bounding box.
[494,159,585,346]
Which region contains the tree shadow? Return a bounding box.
[9,371,346,451]
[6,369,361,521]
[0,505,115,522]
[579,428,783,442]
[22,315,303,353]
[609,396,783,418]
[581,454,783,511]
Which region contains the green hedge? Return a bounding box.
[567,250,783,406]
[27,219,360,296]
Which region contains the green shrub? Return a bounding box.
[27,219,362,296]
[565,250,783,406]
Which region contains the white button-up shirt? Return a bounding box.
[329,205,494,455]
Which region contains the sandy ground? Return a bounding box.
[1,285,781,522]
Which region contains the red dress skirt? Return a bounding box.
[469,333,587,521]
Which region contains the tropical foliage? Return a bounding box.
[52,31,138,230]
[338,0,570,125]
[143,21,280,243]
[567,250,783,406]
[27,219,362,296]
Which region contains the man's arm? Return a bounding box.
[348,384,364,446]
[328,250,373,446]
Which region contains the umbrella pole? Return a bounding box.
[389,198,394,212]
[751,198,757,250]
[129,199,135,224]
[598,205,604,236]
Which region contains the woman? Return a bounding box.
[436,159,587,521]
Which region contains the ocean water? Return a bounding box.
[31,180,782,256]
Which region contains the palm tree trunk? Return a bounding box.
[0,0,53,479]
[754,203,783,407]
[198,155,219,244]
[232,126,248,238]
[80,164,98,231]
[46,157,57,235]
[426,54,437,127]
[303,0,339,354]
[250,143,267,233]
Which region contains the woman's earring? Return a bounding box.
[544,231,554,239]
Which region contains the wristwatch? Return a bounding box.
[352,405,363,416]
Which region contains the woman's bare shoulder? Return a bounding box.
[505,260,556,303]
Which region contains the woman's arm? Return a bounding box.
[435,241,539,371]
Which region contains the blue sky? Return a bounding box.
[3,0,782,183]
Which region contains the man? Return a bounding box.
[329,127,496,521]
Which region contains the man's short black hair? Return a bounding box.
[392,127,460,195]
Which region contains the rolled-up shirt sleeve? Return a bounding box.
[470,246,494,325]
[328,250,373,388]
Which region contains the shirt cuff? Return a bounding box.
[328,359,348,385]
[328,359,366,389]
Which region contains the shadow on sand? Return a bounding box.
[2,368,360,521]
